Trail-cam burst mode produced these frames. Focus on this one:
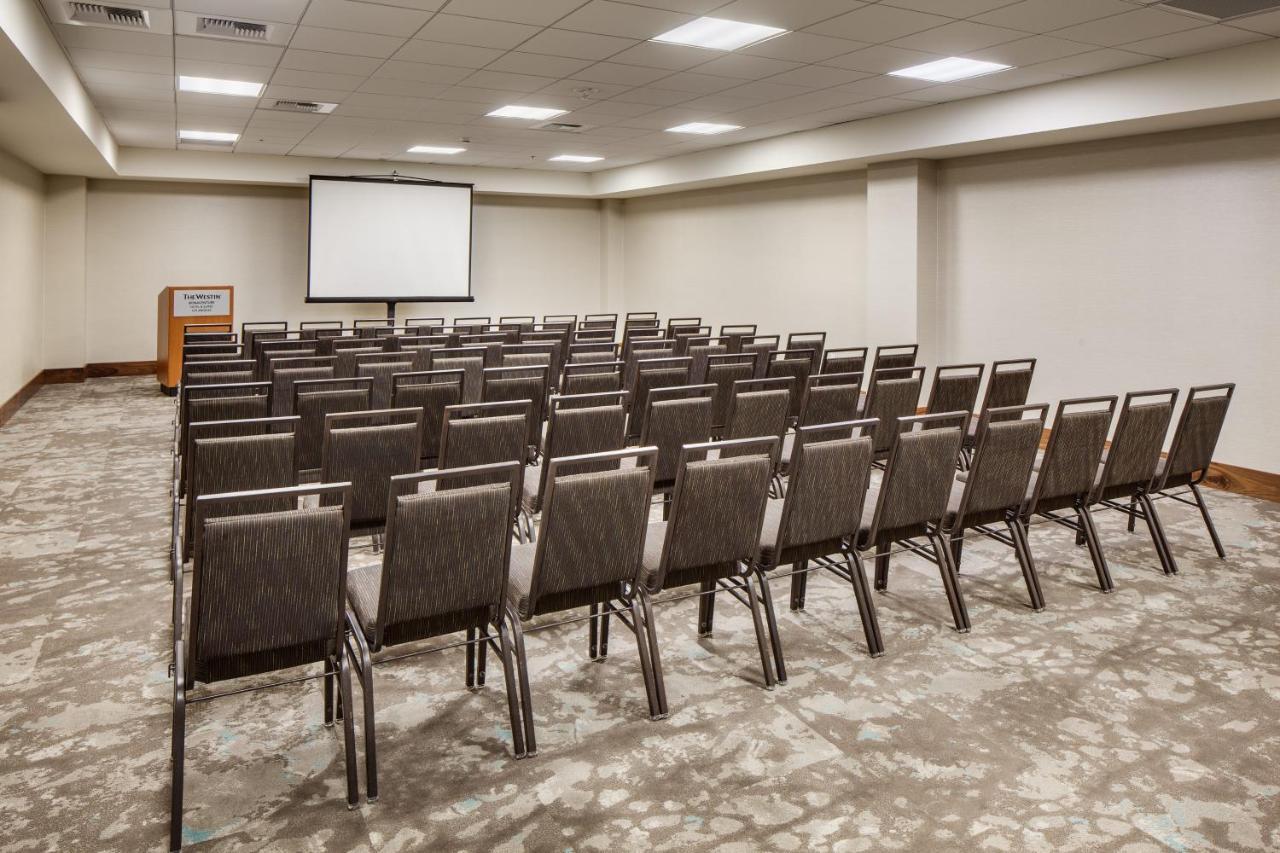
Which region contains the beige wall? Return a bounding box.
[937,119,1280,472]
[83,181,605,362]
[622,172,868,348]
[0,147,44,402]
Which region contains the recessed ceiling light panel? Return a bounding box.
[486,105,568,120]
[666,122,742,135]
[179,129,239,143]
[652,17,787,51]
[888,57,1011,83]
[549,154,603,163]
[178,75,263,97]
[408,145,466,154]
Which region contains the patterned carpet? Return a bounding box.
[1,377,1277,852]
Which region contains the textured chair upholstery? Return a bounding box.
[798,372,863,430]
[821,347,867,376]
[926,364,984,418]
[438,402,531,489]
[1149,384,1234,560]
[320,408,424,534]
[483,365,549,453]
[271,363,336,416]
[766,350,815,419]
[431,348,487,404]
[740,336,779,379]
[524,395,627,513]
[560,362,623,402]
[391,370,465,463]
[721,383,791,468]
[638,385,715,488]
[870,344,918,378]
[862,367,925,456]
[294,379,373,471]
[628,358,693,437]
[704,354,758,429]
[786,333,826,368]
[357,360,414,410]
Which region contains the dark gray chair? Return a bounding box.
[721,378,792,474]
[438,401,532,493]
[181,359,255,389]
[560,361,623,402]
[171,483,355,852]
[686,338,729,383]
[870,344,918,378]
[926,363,984,419]
[862,366,926,459]
[357,357,415,410]
[786,332,826,368]
[766,350,815,420]
[482,365,549,458]
[294,378,373,471]
[255,339,316,380]
[704,353,758,430]
[623,340,677,392]
[320,408,425,538]
[741,335,779,378]
[522,392,627,523]
[718,324,756,354]
[391,369,465,465]
[965,358,1036,462]
[798,371,863,428]
[333,346,384,379]
[637,384,715,494]
[627,357,692,438]
[821,347,868,376]
[270,358,337,416]
[430,347,487,404]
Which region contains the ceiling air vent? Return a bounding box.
[534,121,589,133]
[66,2,150,28]
[196,16,270,41]
[1158,0,1280,21]
[267,99,338,114]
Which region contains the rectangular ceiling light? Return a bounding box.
[486,105,567,120]
[549,154,603,163]
[179,129,239,143]
[652,17,787,51]
[408,145,466,154]
[178,75,264,97]
[888,57,1011,83]
[666,121,742,135]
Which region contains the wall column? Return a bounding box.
[42,174,88,376]
[600,198,625,316]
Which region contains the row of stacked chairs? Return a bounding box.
[165,311,1234,852]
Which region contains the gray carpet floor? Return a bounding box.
[1,377,1277,852]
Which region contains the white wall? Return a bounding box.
[938,119,1280,472]
[0,147,44,403]
[83,181,605,362]
[622,172,868,348]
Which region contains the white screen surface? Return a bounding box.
[308,177,473,301]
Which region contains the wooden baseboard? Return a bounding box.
[0,372,43,428]
[87,360,156,378]
[1203,462,1280,504]
[43,367,87,384]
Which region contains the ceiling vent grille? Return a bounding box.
[534,121,589,133]
[196,16,270,41]
[1158,0,1280,21]
[267,99,338,114]
[66,2,150,28]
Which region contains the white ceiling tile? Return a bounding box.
[961,66,1068,90]
[279,50,384,76]
[692,53,803,79]
[174,0,310,24]
[356,77,450,98]
[574,61,673,86]
[263,83,359,103]
[290,26,409,58]
[53,24,172,56]
[518,28,639,59]
[556,1,694,39]
[374,61,474,84]
[235,142,297,154]
[1120,23,1268,58]
[300,0,433,36]
[463,70,562,92]
[1229,9,1280,36]
[607,41,718,69]
[822,43,946,73]
[358,0,447,7]
[437,0,588,26]
[616,106,717,130]
[392,41,507,67]
[414,15,542,49]
[566,99,659,117]
[292,143,357,156]
[536,78,634,100]
[607,0,724,13]
[486,52,595,78]
[611,86,700,105]
[68,48,172,75]
[764,64,873,88]
[881,0,1017,15]
[715,79,814,102]
[740,31,870,62]
[1027,47,1161,75]
[97,96,177,114]
[890,20,1028,53]
[1051,8,1204,46]
[967,35,1096,67]
[671,91,761,112]
[269,67,368,92]
[971,0,1134,34]
[850,96,923,115]
[711,0,870,31]
[174,36,283,67]
[806,4,953,41]
[895,82,994,102]
[831,74,932,100]
[652,71,742,93]
[78,67,175,94]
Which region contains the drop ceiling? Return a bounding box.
[38,0,1280,171]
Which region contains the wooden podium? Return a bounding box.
[156,285,234,394]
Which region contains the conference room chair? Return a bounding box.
[567,342,616,365]
[1142,383,1235,558]
[171,483,356,852]
[270,357,336,416]
[766,350,816,420]
[430,346,487,404]
[452,316,491,336]
[254,339,316,380]
[764,419,883,664]
[482,365,549,458]
[299,320,343,340]
[721,379,792,479]
[1090,389,1181,576]
[672,325,713,354]
[821,346,868,376]
[620,326,664,358]
[718,324,757,354]
[786,332,827,367]
[345,462,529,800]
[183,327,234,344]
[374,326,420,341]
[181,343,241,362]
[460,333,506,367]
[390,369,465,465]
[180,416,299,565]
[357,356,415,410]
[870,344,919,378]
[925,363,985,421]
[641,437,778,710]
[507,448,662,735]
[627,357,693,437]
[293,378,373,472]
[686,337,729,383]
[320,408,425,541]
[964,358,1037,464]
[861,366,927,459]
[573,328,615,343]
[560,361,624,402]
[393,334,449,371]
[438,401,532,494]
[622,340,677,393]
[521,392,629,538]
[581,313,618,332]
[780,372,865,476]
[1022,396,1118,592]
[625,311,659,327]
[704,353,758,431]
[860,412,971,633]
[240,321,288,360]
[943,405,1049,612]
[405,316,445,330]
[667,316,702,336]
[501,343,557,397]
[500,315,536,330]
[315,331,357,356]
[638,385,716,499]
[354,318,393,338]
[177,382,271,477]
[180,359,255,388]
[740,335,780,378]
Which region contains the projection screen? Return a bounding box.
[307,175,474,302]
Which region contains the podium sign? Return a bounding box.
[156,285,234,393]
[174,289,232,317]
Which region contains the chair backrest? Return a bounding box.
[770,419,877,563]
[821,346,867,376]
[740,335,779,378]
[240,321,288,360]
[686,339,728,383]
[313,331,358,355]
[354,318,393,337]
[298,320,343,339]
[320,408,425,532]
[438,401,531,489]
[766,349,814,418]
[786,332,826,366]
[799,371,863,428]
[333,346,383,378]
[628,357,693,436]
[667,316,702,335]
[672,326,713,354]
[560,361,623,403]
[1028,396,1116,513]
[292,378,373,470]
[926,363,985,417]
[1159,383,1234,489]
[521,448,657,616]
[183,343,241,362]
[1094,389,1178,502]
[718,324,756,353]
[648,437,776,592]
[182,360,255,388]
[255,340,316,379]
[582,312,617,331]
[863,366,926,455]
[567,342,616,363]
[187,483,351,685]
[640,384,716,485]
[357,358,415,410]
[269,359,336,416]
[430,347,487,404]
[373,462,521,648]
[722,379,792,466]
[181,382,271,448]
[390,369,465,462]
[482,365,548,452]
[951,404,1047,530]
[623,340,677,390]
[979,359,1036,422]
[503,342,559,387]
[865,412,965,543]
[870,344,918,377]
[533,393,629,509]
[459,334,506,366]
[704,353,758,428]
[405,317,445,329]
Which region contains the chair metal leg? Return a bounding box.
[931,532,971,633]
[588,602,599,660]
[845,551,885,658]
[169,655,186,852]
[637,590,668,718]
[697,579,716,637]
[1190,483,1227,559]
[1077,504,1115,593]
[465,627,477,689]
[951,532,964,572]
[1138,493,1179,576]
[346,622,379,802]
[476,624,489,687]
[740,572,777,689]
[753,566,787,685]
[324,661,335,727]
[336,652,360,809]
[494,618,527,759]
[789,560,808,611]
[1008,518,1045,612]
[506,608,537,756]
[874,541,890,591]
[627,595,664,720]
[1126,496,1138,533]
[598,605,610,660]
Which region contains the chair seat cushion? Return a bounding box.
[521,464,542,508]
[506,541,537,618]
[779,431,795,467]
[347,563,382,636]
